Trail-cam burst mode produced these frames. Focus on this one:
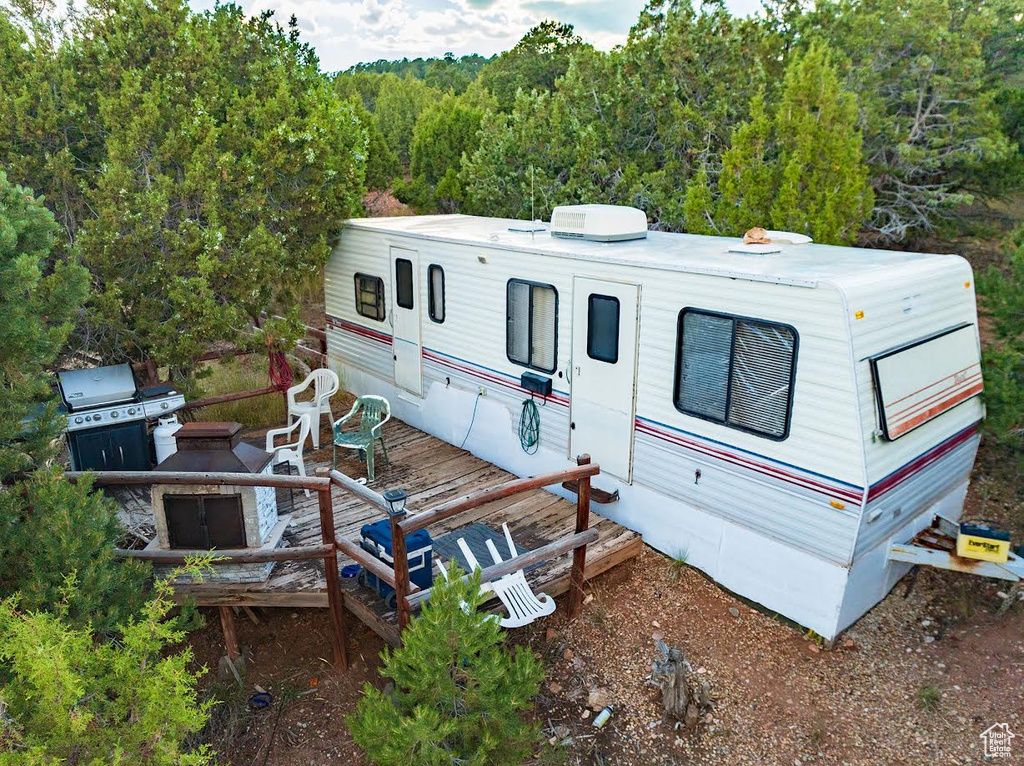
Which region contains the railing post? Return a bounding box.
[567,454,591,620]
[389,510,412,634]
[219,606,240,660]
[318,484,348,669]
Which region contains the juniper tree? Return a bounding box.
[686,44,873,245]
[0,564,213,764]
[348,568,544,765]
[769,43,873,244]
[0,0,366,380]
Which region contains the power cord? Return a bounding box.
[459,392,482,449]
[519,397,540,454]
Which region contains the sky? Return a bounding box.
[189,0,764,72]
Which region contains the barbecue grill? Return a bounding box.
[57,363,186,471]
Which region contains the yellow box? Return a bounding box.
[956,533,1010,563]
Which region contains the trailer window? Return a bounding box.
[395,258,414,310]
[507,279,558,373]
[587,294,620,363]
[674,309,797,440]
[428,264,445,323]
[354,273,385,321]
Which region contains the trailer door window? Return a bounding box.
[354,273,386,321]
[507,279,558,373]
[587,294,620,363]
[395,258,414,309]
[428,264,445,323]
[675,309,797,440]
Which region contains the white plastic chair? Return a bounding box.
[265,413,312,497]
[287,368,339,450]
[454,523,556,629]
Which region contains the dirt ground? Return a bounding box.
[189,545,1022,765]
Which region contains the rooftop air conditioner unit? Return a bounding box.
[549,204,648,242]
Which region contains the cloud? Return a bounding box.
[190,0,757,71]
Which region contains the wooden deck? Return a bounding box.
[112,416,643,645]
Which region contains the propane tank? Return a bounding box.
[154,415,182,464]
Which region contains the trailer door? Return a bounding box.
[390,246,422,395]
[569,278,640,481]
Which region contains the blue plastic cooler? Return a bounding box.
[358,519,433,605]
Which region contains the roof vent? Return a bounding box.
[550,204,648,242]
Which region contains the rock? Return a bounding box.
[545,628,559,642]
[563,648,574,661]
[684,702,700,731]
[807,644,821,654]
[843,638,856,650]
[581,709,591,720]
[923,636,936,644]
[728,607,740,618]
[549,682,563,694]
[652,620,662,628]
[588,687,612,711]
[584,593,594,605]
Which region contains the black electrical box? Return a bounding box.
[520,372,553,397]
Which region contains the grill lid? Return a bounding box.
[58,363,138,410]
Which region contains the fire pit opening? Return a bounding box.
[165,494,246,549]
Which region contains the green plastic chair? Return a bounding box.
[332,395,391,481]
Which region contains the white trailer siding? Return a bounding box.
[324,214,983,639]
[326,226,866,564]
[838,257,984,560]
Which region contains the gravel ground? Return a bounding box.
[522,546,1024,765]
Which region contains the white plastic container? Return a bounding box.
[154,415,182,464]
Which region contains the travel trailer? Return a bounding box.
[323,205,984,640]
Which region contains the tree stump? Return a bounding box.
[650,640,712,731]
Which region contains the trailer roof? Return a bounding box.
[345,214,962,288]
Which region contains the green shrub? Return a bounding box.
[347,567,544,765]
[0,564,213,764]
[0,468,151,634]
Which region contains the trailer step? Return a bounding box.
[561,480,619,504]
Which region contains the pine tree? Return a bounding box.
[347,568,544,765]
[0,468,151,632]
[770,42,873,244]
[0,171,88,480]
[0,172,149,633]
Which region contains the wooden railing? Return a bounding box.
[69,454,600,664]
[67,470,349,670]
[330,455,599,633]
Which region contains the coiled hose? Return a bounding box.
[519,398,540,454]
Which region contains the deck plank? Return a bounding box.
[115,414,642,642]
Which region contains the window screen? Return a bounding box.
[428,264,445,323]
[587,294,620,363]
[507,280,558,373]
[354,273,385,321]
[395,258,414,309]
[674,309,797,439]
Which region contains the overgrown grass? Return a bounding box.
[667,548,689,582]
[191,355,288,429]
